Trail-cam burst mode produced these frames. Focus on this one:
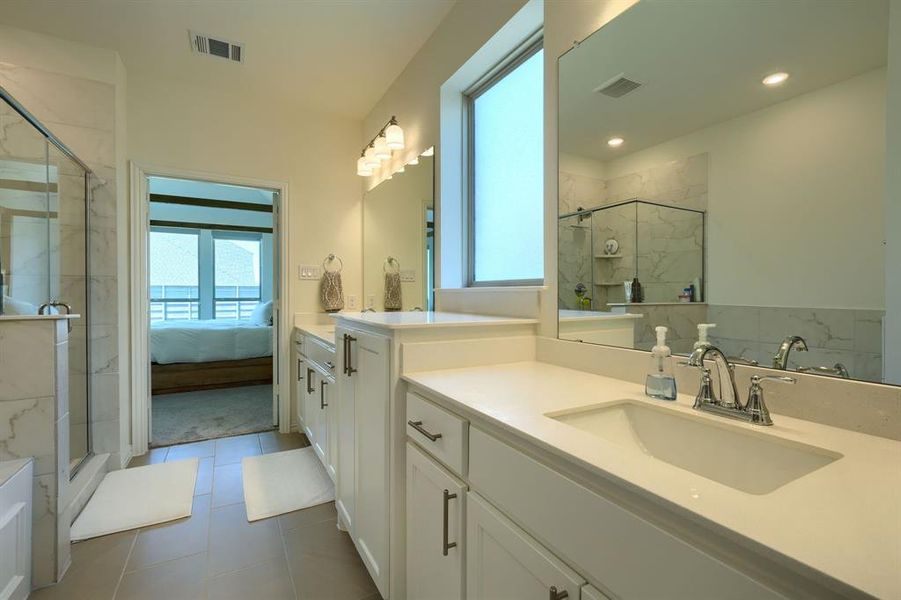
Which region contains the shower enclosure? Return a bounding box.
[558,199,705,310]
[0,89,93,477]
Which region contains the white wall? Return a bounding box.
[127,74,363,314]
[886,0,901,381]
[599,68,886,310]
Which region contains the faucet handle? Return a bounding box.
[745,375,795,426]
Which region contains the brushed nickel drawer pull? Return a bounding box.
[346,335,357,375]
[442,489,457,556]
[297,358,303,381]
[320,381,328,409]
[325,361,335,370]
[306,367,315,394]
[407,420,442,442]
[549,586,568,600]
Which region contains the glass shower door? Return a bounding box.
[48,144,91,474]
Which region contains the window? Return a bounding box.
[467,41,544,285]
[150,228,200,321]
[149,226,266,322]
[213,233,262,320]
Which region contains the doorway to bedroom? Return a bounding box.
[147,176,278,447]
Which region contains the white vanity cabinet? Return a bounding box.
[467,491,585,600]
[294,331,338,481]
[336,325,391,597]
[405,442,466,600]
[0,459,32,600]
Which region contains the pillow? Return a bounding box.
[2,295,38,315]
[250,301,273,326]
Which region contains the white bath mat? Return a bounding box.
[71,458,198,541]
[242,447,334,522]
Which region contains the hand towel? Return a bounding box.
[384,272,402,311]
[320,271,344,312]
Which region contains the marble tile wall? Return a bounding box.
[625,303,709,355]
[708,305,884,383]
[557,214,592,309]
[0,61,124,466]
[0,318,70,586]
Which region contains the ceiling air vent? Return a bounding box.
[593,74,642,98]
[189,31,244,63]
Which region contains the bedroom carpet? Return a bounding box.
[152,384,274,446]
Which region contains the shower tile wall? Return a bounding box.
[708,305,885,383]
[0,61,125,466]
[557,216,592,309]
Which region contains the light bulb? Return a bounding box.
[421,146,434,157]
[356,157,372,177]
[407,157,419,166]
[374,135,391,160]
[396,166,405,173]
[762,72,789,86]
[385,122,405,150]
[607,137,624,148]
[364,146,380,170]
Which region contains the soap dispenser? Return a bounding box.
[694,323,717,350]
[646,326,677,400]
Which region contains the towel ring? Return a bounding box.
[322,253,343,273]
[384,256,400,274]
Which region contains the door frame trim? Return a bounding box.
[129,161,292,455]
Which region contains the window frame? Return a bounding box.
[464,34,544,288]
[149,225,201,321]
[211,230,263,320]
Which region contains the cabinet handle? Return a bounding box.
[342,334,348,375]
[297,358,303,382]
[306,368,315,394]
[325,361,335,370]
[407,420,442,442]
[346,335,357,375]
[320,381,328,409]
[442,489,457,556]
[549,586,569,600]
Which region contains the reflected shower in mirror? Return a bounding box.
[363,152,434,311]
[557,0,895,385]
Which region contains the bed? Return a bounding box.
[150,319,273,394]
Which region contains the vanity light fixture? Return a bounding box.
[421,146,434,157]
[395,165,405,174]
[358,115,405,176]
[407,157,419,166]
[607,137,625,148]
[762,72,789,86]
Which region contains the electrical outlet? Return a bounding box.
[400,269,416,282]
[366,295,375,309]
[298,265,321,280]
[347,295,358,310]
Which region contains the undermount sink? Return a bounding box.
[549,401,841,495]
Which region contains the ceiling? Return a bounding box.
[0,0,456,119]
[559,0,890,163]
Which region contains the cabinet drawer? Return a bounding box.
[305,335,337,374]
[406,392,468,477]
[294,331,305,353]
[469,428,784,600]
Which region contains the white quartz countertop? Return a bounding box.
[0,458,31,486]
[295,324,336,348]
[331,311,537,329]
[402,361,901,598]
[558,309,644,322]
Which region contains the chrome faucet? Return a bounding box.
[684,343,795,426]
[773,335,808,369]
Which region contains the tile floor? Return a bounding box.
[31,431,380,600]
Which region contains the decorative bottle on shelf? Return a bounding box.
[645,326,676,400]
[631,277,643,303]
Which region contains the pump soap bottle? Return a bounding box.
[694,323,717,350]
[645,326,677,400]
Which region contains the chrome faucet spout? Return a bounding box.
[773,335,808,369]
[687,344,742,409]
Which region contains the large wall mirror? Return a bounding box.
[557,0,896,385]
[363,153,435,311]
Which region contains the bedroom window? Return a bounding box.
[149,228,200,321]
[213,232,262,320]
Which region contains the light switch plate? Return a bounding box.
[347,295,358,310]
[366,295,375,309]
[400,269,416,282]
[298,265,321,280]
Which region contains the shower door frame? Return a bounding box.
[128,162,292,456]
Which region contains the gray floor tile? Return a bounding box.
[116,552,207,600]
[284,519,378,600]
[166,439,216,461]
[212,462,245,508]
[215,433,262,466]
[278,501,337,533]
[259,430,310,454]
[30,530,136,600]
[207,555,296,600]
[208,503,283,576]
[126,494,211,572]
[195,456,214,496]
[127,447,168,468]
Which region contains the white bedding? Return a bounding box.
[151,319,273,364]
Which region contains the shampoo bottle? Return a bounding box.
[645,326,677,400]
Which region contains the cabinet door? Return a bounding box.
[295,355,307,431]
[466,491,584,600]
[406,442,466,600]
[312,376,330,467]
[351,329,390,597]
[335,326,356,534]
[325,376,338,482]
[302,367,318,442]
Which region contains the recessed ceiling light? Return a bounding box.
[607,137,624,148]
[762,72,789,86]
